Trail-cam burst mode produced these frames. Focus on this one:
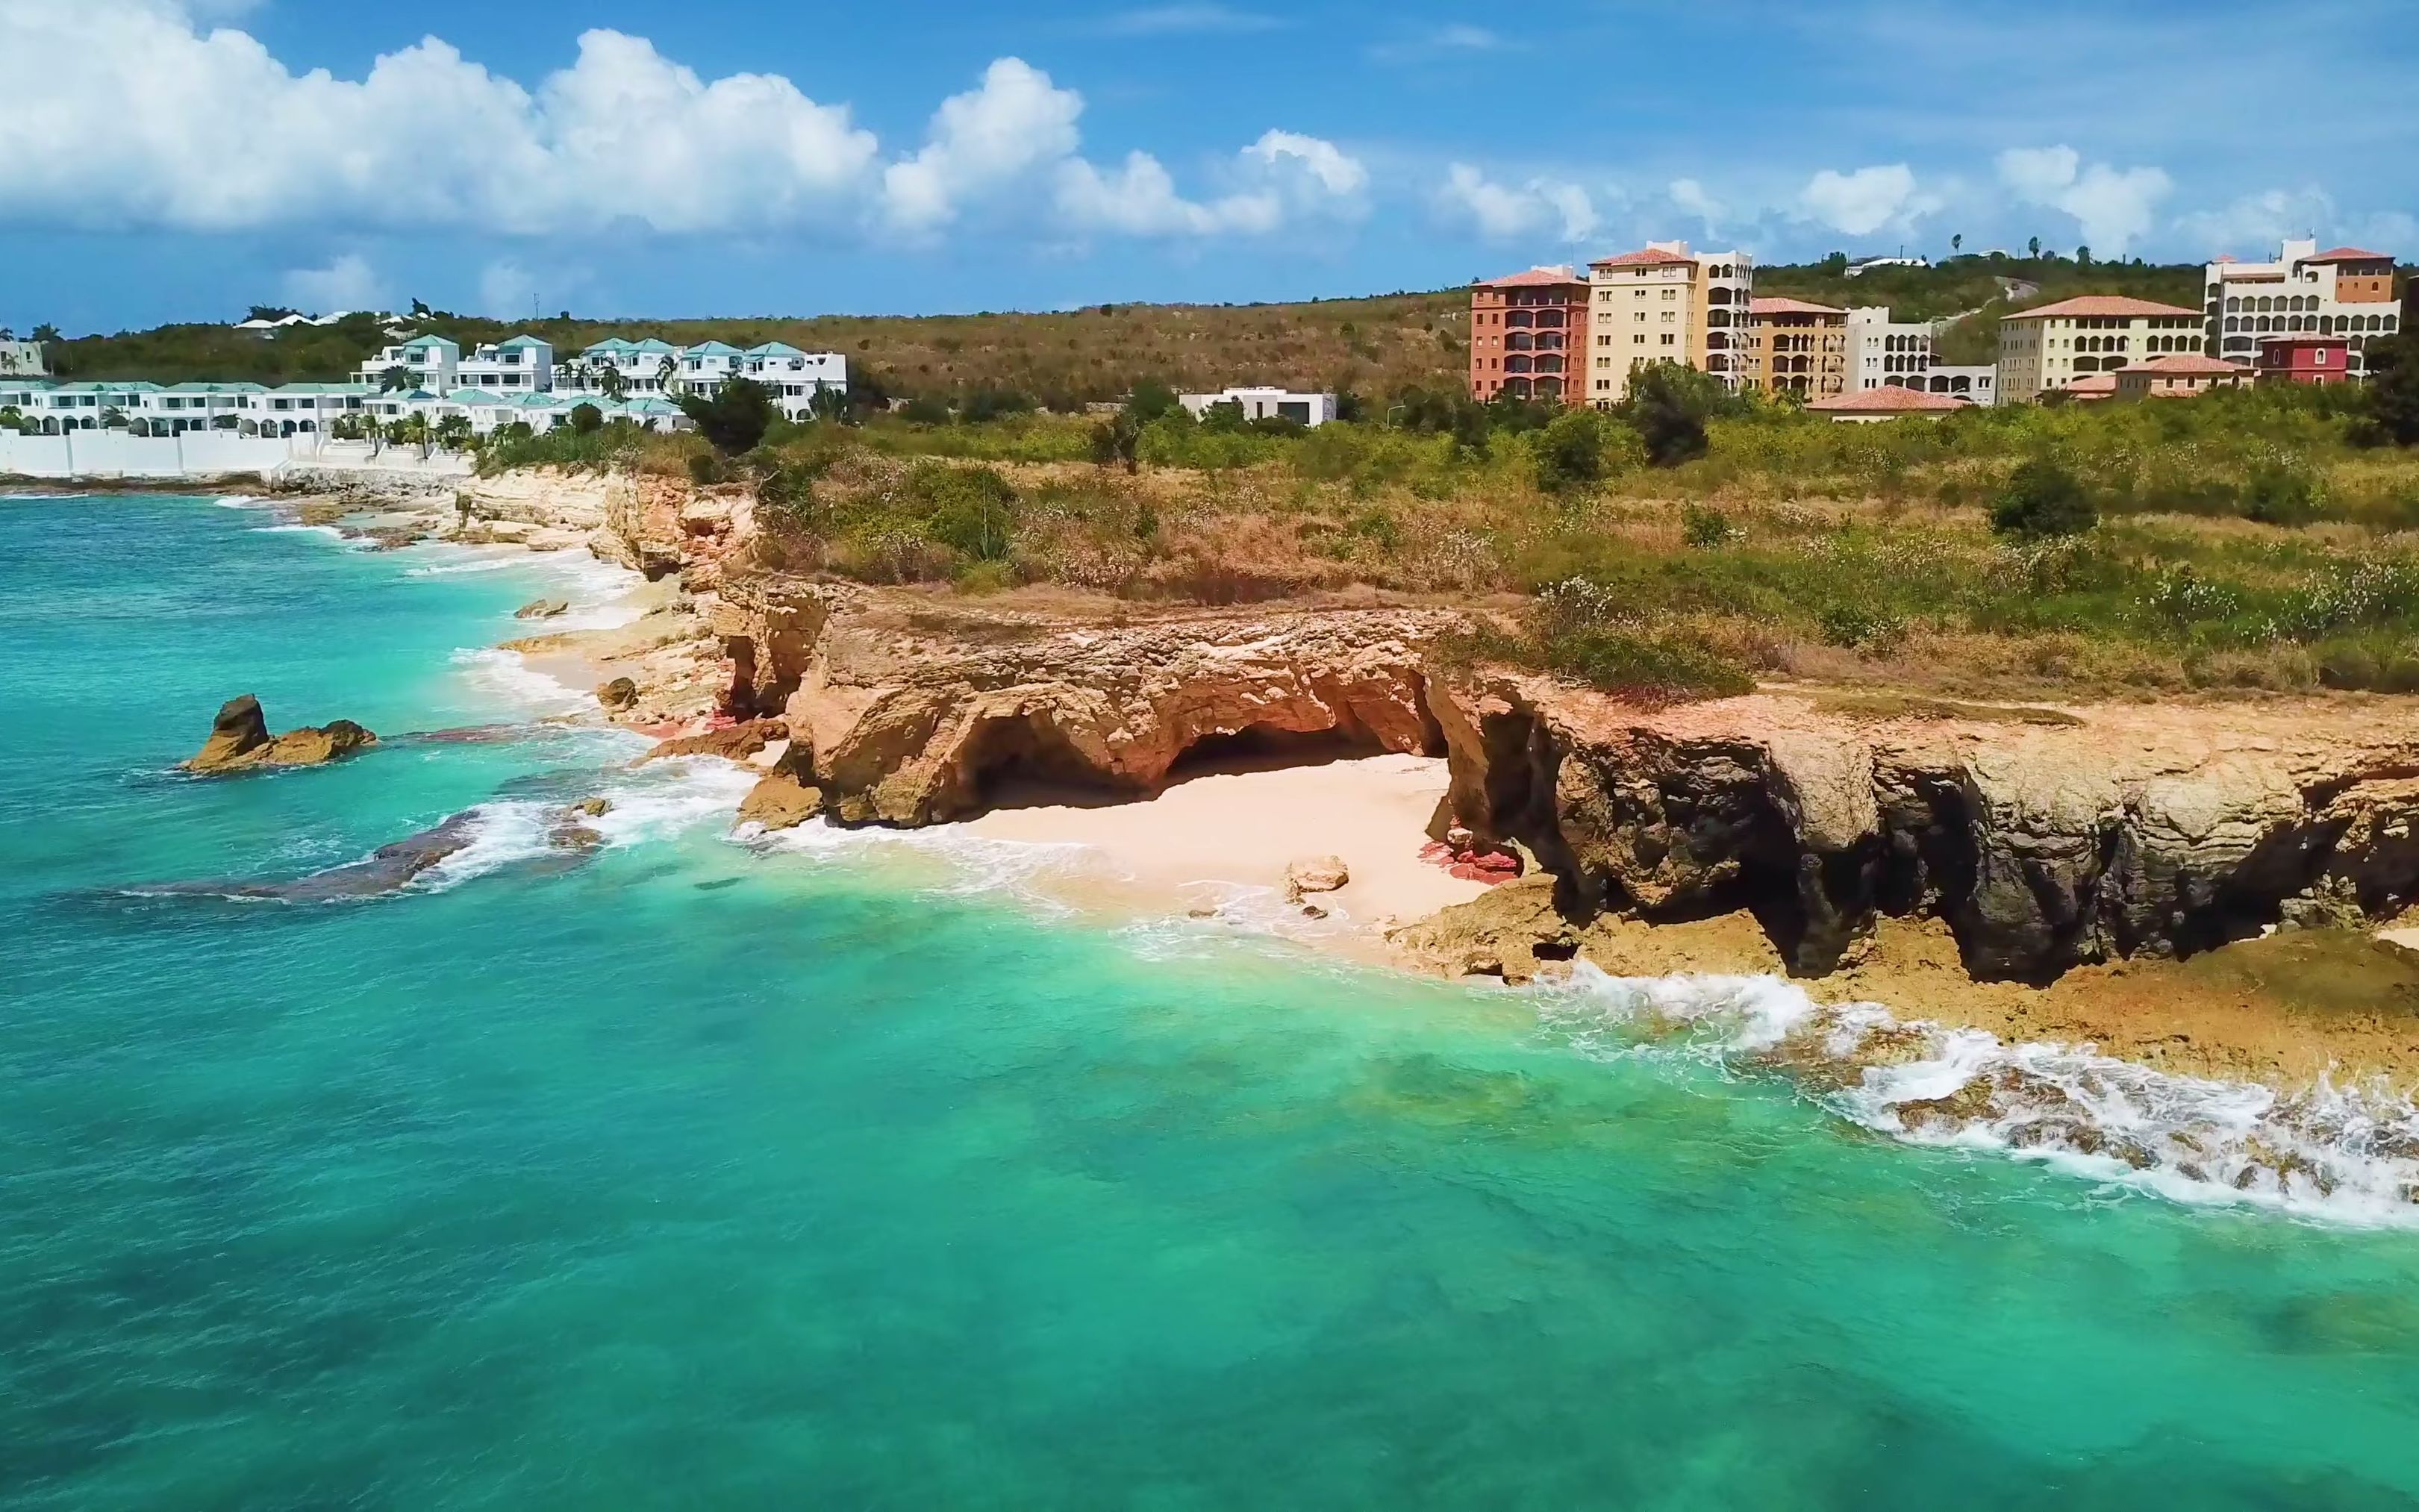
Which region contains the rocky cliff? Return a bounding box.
[1426,676,2419,984]
[699,568,2419,981]
[713,578,1448,826]
[465,467,754,589]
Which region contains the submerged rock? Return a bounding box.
[124,811,481,902]
[182,695,377,775]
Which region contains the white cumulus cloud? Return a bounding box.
[280,253,387,313]
[0,4,1339,248]
[1436,164,1597,244]
[1799,164,1935,237]
[1996,146,2171,254]
[881,58,1084,234]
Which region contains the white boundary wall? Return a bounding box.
[0,433,471,481]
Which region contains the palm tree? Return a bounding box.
[655,354,681,398]
[402,412,433,460]
[598,364,628,402]
[378,365,414,396]
[434,413,472,454]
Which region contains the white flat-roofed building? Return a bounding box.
[1,337,46,377]
[1845,306,1936,391]
[1178,387,1339,426]
[2205,239,2401,378]
[355,335,460,393]
[561,338,683,396]
[458,335,554,394]
[1917,364,1997,405]
[137,382,267,433]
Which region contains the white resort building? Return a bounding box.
[2203,240,2402,378]
[4,328,848,447]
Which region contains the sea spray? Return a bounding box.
[1538,963,2419,1225]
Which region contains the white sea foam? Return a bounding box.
[416,756,760,892]
[406,553,529,576]
[451,646,592,714]
[1538,964,2419,1227]
[257,522,345,539]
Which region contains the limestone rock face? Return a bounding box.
[1386,875,1576,984]
[183,695,378,775]
[717,578,1453,828]
[1429,675,2419,983]
[637,718,789,766]
[1285,855,1350,900]
[737,768,826,831]
[515,598,569,619]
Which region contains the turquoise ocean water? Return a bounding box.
[7,493,2419,1509]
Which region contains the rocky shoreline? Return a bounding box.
[292,464,2419,1092]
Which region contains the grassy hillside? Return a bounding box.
[1753,252,2205,323]
[46,291,1473,407]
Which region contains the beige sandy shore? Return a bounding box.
[958,754,1491,946]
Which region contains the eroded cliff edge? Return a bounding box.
[706,572,2419,987]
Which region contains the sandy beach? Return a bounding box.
[958,753,1493,945]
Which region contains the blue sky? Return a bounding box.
[3,0,2415,334]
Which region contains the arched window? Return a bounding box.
[1504,354,1532,374]
[1535,356,1563,375]
[2226,296,2241,312]
[1505,331,1535,352]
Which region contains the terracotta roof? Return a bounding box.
[2003,295,2203,320]
[1750,296,1845,316]
[2120,354,2249,377]
[2256,331,2350,347]
[1806,385,1970,413]
[2305,247,2394,263]
[2058,373,2120,396]
[1475,266,1585,289]
[1590,247,1697,269]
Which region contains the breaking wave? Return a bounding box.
[416,757,761,892]
[1538,965,2419,1227]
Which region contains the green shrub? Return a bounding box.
[1681,504,1734,548]
[909,462,1020,560]
[1817,602,1908,652]
[1990,457,2096,538]
[2242,463,2319,526]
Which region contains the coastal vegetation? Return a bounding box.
[466,349,2419,701]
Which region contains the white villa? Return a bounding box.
[563,337,847,420]
[355,335,461,393]
[1178,386,1339,426]
[4,328,843,445]
[1,337,46,377]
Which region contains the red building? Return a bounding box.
[1469,266,1588,405]
[2256,334,2353,386]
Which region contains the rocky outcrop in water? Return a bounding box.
[183,695,377,775]
[713,579,1449,826]
[1428,676,2419,984]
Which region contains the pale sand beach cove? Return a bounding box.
[957,752,1493,946]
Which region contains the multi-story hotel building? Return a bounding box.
[2205,240,2401,378]
[1743,297,1849,399]
[1996,296,2205,404]
[1583,241,1752,405]
[1844,306,1935,391]
[1468,266,1589,404]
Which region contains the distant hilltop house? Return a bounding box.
[1844,255,1931,277]
[0,336,46,378]
[1179,386,1338,427]
[233,310,408,338]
